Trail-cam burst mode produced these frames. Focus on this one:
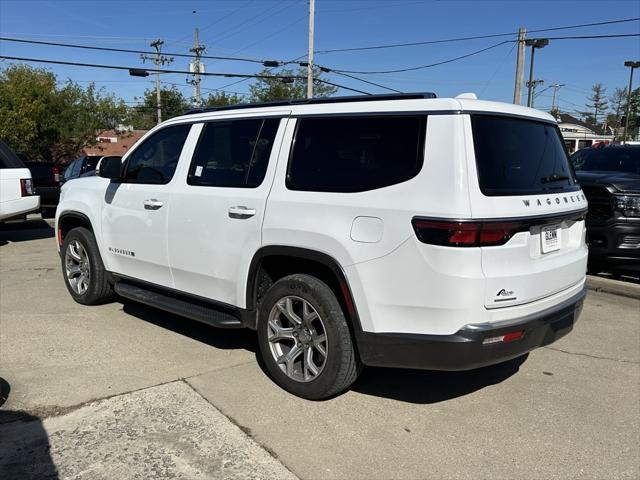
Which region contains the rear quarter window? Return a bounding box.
[287,115,426,193]
[471,115,580,196]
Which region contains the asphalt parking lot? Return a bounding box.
[1,217,639,479]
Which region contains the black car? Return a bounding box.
[24,161,62,218]
[572,144,640,272]
[62,155,102,184]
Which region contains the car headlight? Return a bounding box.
[614,195,640,217]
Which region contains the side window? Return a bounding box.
[188,118,280,188]
[287,115,426,193]
[123,124,191,184]
[65,159,81,180]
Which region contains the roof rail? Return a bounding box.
[183,92,437,115]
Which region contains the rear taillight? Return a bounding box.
[411,219,525,247]
[52,165,60,183]
[20,178,35,196]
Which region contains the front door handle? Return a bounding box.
[143,199,164,210]
[228,205,256,219]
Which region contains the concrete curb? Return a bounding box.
[586,275,640,300]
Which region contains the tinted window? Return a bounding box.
[124,124,191,184]
[0,140,26,169]
[573,147,640,174]
[65,159,82,179]
[472,115,579,196]
[82,156,101,174]
[188,118,279,188]
[287,116,426,193]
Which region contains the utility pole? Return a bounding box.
[306,0,315,99]
[141,39,173,124]
[526,79,544,108]
[551,83,565,113]
[623,61,640,143]
[189,28,206,107]
[525,38,549,108]
[513,27,526,105]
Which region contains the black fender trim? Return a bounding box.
[245,246,364,336]
[57,211,94,249]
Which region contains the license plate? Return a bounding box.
[541,224,561,253]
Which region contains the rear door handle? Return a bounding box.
[143,199,164,210]
[228,206,256,219]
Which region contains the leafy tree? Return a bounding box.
[249,68,337,102]
[203,91,245,107]
[0,64,127,163]
[581,83,608,124]
[128,86,191,129]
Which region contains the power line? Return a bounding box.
[329,32,639,75]
[331,41,511,74]
[0,36,277,65]
[314,17,640,54]
[320,68,403,93]
[0,54,370,95]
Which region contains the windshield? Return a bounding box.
[471,115,579,196]
[572,147,640,174]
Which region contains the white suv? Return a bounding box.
[55,93,588,399]
[0,140,39,221]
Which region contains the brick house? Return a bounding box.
[83,128,147,157]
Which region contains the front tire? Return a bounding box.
[61,227,114,305]
[257,274,361,400]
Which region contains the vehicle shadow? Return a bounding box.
[0,218,54,246]
[120,300,525,404]
[351,354,528,404]
[121,301,258,353]
[0,377,59,479]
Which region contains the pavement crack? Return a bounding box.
[181,378,299,479]
[543,346,639,364]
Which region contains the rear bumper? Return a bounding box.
[34,186,60,208]
[357,287,586,371]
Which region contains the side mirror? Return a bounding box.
[98,156,123,180]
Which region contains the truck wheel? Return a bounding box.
[257,274,361,400]
[61,227,114,305]
[41,207,55,219]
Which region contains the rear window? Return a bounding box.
[572,147,640,174]
[287,115,426,193]
[471,115,579,196]
[0,140,26,169]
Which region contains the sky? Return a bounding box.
[0,0,639,116]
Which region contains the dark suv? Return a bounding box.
[572,144,640,272]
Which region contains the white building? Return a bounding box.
[556,113,614,154]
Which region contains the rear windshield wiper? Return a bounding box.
[541,173,570,184]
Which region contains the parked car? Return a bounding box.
[0,140,39,222]
[24,161,62,218]
[572,144,640,273]
[61,155,102,184]
[55,93,588,399]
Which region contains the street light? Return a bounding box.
[623,60,640,143]
[525,38,549,108]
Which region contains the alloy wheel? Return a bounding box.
[267,295,328,382]
[65,240,90,295]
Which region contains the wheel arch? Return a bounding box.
[57,211,94,246]
[246,246,363,337]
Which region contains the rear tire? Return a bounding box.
[257,274,361,400]
[61,227,114,305]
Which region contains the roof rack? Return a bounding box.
[183,92,437,115]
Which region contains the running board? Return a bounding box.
[114,281,243,329]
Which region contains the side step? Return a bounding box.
[114,281,243,329]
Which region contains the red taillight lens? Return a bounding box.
[482,330,525,345]
[20,178,34,196]
[52,165,60,183]
[412,219,523,247]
